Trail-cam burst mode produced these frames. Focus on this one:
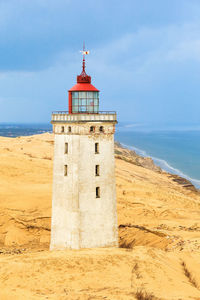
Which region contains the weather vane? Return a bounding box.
[80,42,90,74]
[80,41,90,56]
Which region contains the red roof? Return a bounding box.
[69,83,99,92]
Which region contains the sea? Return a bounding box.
[0,122,200,189]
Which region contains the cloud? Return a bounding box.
[0,0,198,72]
[0,0,82,71]
[1,0,200,123]
[82,21,200,89]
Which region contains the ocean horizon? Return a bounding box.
[0,122,200,189]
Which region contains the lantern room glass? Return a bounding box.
[72,91,99,113]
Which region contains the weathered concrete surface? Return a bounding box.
[50,122,118,250]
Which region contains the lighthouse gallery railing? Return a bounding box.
[51,111,117,123]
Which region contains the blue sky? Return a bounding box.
[0,0,200,124]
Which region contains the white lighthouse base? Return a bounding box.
[50,119,118,250]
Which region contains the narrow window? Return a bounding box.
[68,126,71,133]
[90,126,95,132]
[96,187,100,198]
[61,126,64,133]
[64,165,68,176]
[64,143,68,154]
[95,143,99,154]
[95,165,100,176]
[99,126,104,132]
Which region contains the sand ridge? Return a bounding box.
[0,133,200,299]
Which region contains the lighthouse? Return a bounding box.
[50,47,118,250]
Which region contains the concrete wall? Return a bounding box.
[50,122,118,250]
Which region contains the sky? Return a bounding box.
[0,0,200,124]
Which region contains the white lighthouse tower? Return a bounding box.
[50,48,118,250]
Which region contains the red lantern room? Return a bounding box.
[68,46,99,114]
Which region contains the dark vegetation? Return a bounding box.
[181,261,199,289]
[135,290,158,300]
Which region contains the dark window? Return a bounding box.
[99,126,104,132]
[95,165,100,176]
[96,187,100,198]
[61,126,64,133]
[95,143,99,154]
[90,126,95,132]
[68,126,71,133]
[64,143,68,154]
[64,165,68,176]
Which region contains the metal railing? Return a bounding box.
[52,111,116,115]
[51,111,117,123]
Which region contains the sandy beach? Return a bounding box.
[0,133,200,299]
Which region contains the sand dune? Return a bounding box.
[0,133,200,299]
